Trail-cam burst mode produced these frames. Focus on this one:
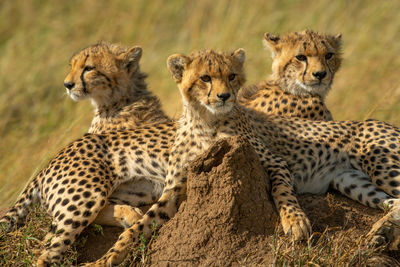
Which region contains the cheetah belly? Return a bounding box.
[109,176,165,206]
[293,162,351,195]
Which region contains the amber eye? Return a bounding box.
[325,52,334,60]
[84,66,95,72]
[228,74,236,81]
[200,75,211,82]
[295,55,307,61]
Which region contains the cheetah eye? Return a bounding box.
[325,52,334,60]
[200,75,211,82]
[83,66,95,72]
[228,74,236,81]
[295,55,307,61]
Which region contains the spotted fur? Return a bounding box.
[88,48,400,266]
[239,30,342,121]
[64,42,170,134]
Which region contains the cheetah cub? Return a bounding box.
[87,48,309,266]
[64,42,172,226]
[91,48,400,266]
[64,42,170,134]
[240,30,342,120]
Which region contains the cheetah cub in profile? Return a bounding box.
[91,48,400,266]
[64,42,173,228]
[64,42,170,134]
[240,30,342,121]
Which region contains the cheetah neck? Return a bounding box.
[93,71,169,122]
[89,71,170,133]
[179,103,239,142]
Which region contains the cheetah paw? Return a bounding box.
[368,206,400,250]
[113,205,144,229]
[280,213,312,241]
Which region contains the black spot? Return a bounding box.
[86,201,95,209]
[72,221,81,228]
[372,198,380,204]
[158,212,170,220]
[67,205,77,212]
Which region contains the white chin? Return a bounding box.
[204,103,232,115]
[67,91,87,102]
[294,81,328,96]
[295,80,314,92]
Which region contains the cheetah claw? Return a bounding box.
[281,213,312,241]
[368,207,400,250]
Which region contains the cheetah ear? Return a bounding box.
[167,54,190,83]
[119,46,142,71]
[231,48,246,66]
[263,32,280,57]
[330,33,343,49]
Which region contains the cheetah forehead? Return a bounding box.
[186,50,244,76]
[69,42,130,64]
[278,30,342,55]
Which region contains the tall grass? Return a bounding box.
[0,0,399,208]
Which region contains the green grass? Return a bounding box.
[0,205,80,266]
[0,0,399,208]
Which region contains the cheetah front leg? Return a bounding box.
[257,149,311,240]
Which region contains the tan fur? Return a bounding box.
[64,42,170,134]
[239,30,341,121]
[263,30,342,99]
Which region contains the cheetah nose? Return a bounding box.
[217,93,231,102]
[64,82,75,90]
[312,71,327,80]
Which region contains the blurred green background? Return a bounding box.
[0,0,399,208]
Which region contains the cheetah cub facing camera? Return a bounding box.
[87,48,311,266]
[90,48,400,266]
[240,30,342,121]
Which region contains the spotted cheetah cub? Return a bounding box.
[240,30,342,120]
[64,42,172,226]
[91,48,400,266]
[87,48,309,266]
[64,42,170,134]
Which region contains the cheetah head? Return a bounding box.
[64,42,143,106]
[264,30,342,99]
[167,49,246,115]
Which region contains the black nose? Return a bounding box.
[64,82,75,90]
[312,71,327,80]
[217,93,231,101]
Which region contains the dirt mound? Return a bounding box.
[145,136,400,266]
[147,136,279,266]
